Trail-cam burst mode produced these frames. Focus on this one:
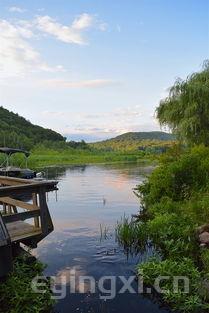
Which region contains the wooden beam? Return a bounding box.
[0,197,39,211]
[3,210,40,223]
[0,177,57,252]
[0,176,32,186]
[0,181,58,197]
[6,221,42,243]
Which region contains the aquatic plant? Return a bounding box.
[99,223,110,241]
[115,215,148,255]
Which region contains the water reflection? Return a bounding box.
[36,164,171,313]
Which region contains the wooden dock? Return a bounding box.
[0,176,58,277]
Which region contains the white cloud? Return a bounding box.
[41,78,117,88]
[72,13,93,30]
[35,13,107,44]
[0,12,107,78]
[0,19,64,78]
[35,14,94,45]
[8,6,26,13]
[41,105,151,139]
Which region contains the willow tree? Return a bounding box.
[156,61,209,146]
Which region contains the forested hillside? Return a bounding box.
[111,131,174,141]
[0,106,65,150]
[91,131,174,151]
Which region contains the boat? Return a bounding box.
[0,147,36,179]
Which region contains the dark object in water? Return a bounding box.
[0,147,36,179]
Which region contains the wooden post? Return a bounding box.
[39,187,54,236]
[3,203,6,215]
[8,205,12,215]
[32,193,39,228]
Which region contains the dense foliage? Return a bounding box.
[117,145,209,312]
[0,106,65,150]
[156,61,209,146]
[0,254,54,313]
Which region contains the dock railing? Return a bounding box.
[0,176,58,277]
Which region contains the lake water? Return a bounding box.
[36,163,171,313]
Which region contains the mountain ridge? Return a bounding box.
[0,106,65,150]
[91,131,174,151]
[100,131,174,143]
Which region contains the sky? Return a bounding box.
[0,0,208,142]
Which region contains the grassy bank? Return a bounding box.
[0,146,153,168]
[29,147,146,167]
[116,145,209,312]
[0,253,54,313]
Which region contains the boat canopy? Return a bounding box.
[0,148,30,157]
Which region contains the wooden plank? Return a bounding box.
[3,209,40,223]
[0,176,32,186]
[0,197,39,211]
[0,181,58,197]
[6,221,42,243]
[0,177,57,248]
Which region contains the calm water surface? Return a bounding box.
[36,164,171,313]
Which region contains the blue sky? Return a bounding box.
[0,0,208,141]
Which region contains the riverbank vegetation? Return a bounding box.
[0,139,170,168]
[0,253,54,313]
[0,105,174,167]
[116,61,209,312]
[0,106,174,168]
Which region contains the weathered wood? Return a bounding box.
[3,209,40,223]
[39,187,54,236]
[0,196,39,211]
[32,193,40,228]
[0,176,32,186]
[6,221,42,243]
[0,182,58,197]
[0,176,58,277]
[2,203,6,215]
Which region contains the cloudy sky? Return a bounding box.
[0,0,208,141]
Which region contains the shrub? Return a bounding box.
[0,255,54,313]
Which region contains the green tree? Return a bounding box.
[156,61,209,146]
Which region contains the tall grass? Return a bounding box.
[0,147,146,168]
[115,215,147,255]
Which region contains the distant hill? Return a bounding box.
[91,131,175,152]
[0,106,65,150]
[108,131,174,142]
